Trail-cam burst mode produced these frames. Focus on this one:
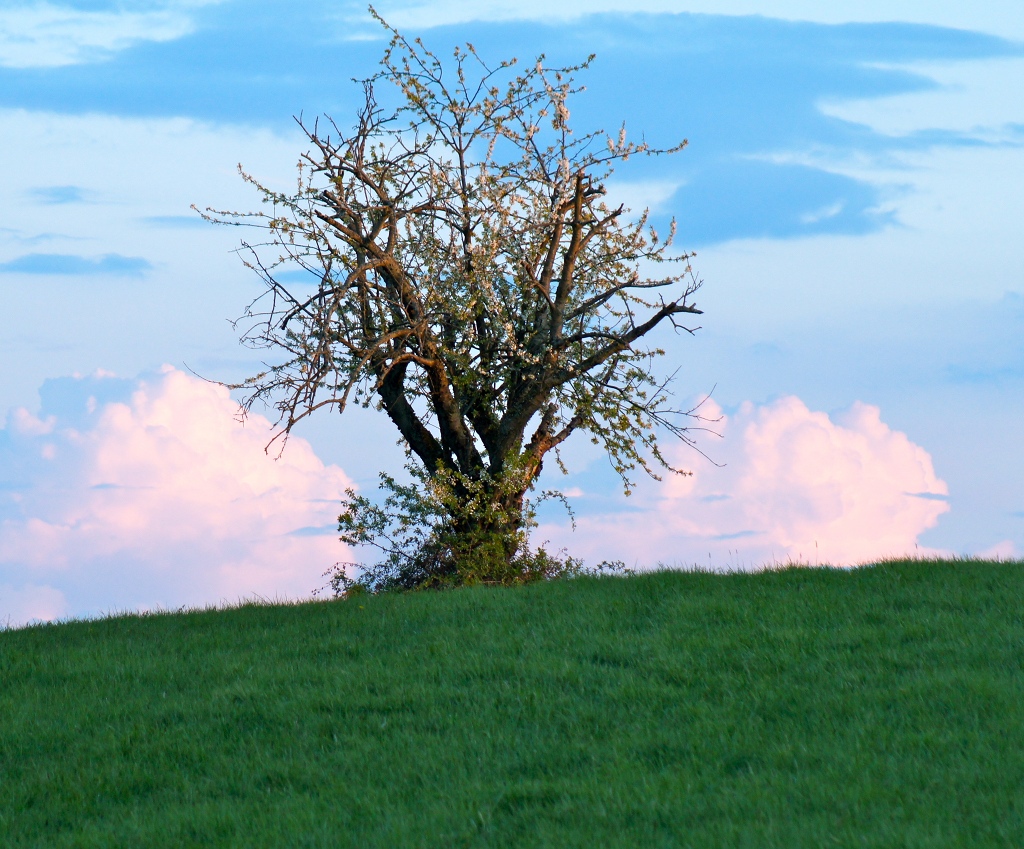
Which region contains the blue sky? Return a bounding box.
[2,1,1023,624]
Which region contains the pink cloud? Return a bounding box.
[544,396,950,569]
[976,539,1017,560]
[0,367,353,627]
[0,583,67,628]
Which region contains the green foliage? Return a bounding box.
[3,561,1024,847]
[330,461,600,593]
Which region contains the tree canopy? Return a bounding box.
[202,12,707,591]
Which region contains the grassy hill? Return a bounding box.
[2,560,1023,847]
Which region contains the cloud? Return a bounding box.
[546,396,949,569]
[603,178,686,217]
[140,214,210,229]
[0,367,354,628]
[0,582,66,628]
[673,160,893,246]
[0,253,152,275]
[371,0,1024,40]
[0,3,196,69]
[976,540,1017,560]
[1,11,1016,249]
[820,57,1024,140]
[27,184,88,204]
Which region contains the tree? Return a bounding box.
[201,12,706,591]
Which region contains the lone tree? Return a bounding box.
[203,13,706,591]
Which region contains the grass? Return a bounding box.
[2,559,1024,847]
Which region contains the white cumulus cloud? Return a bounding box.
[0,366,354,628]
[546,396,949,569]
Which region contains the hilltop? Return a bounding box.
[2,560,1023,847]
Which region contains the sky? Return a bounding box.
[1,0,1023,627]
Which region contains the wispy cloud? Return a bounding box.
[906,491,951,502]
[0,2,196,69]
[0,253,152,275]
[2,10,1017,246]
[27,184,89,204]
[140,214,210,229]
[0,225,83,246]
[820,57,1024,140]
[371,0,1024,40]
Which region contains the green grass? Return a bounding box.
[2,560,1024,847]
